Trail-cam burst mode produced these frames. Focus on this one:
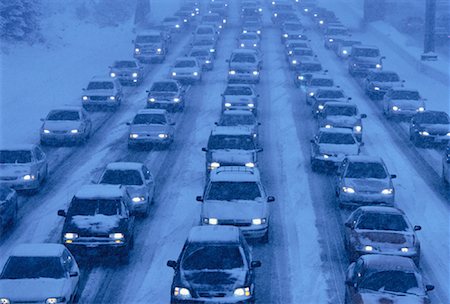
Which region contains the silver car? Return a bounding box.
[98,162,155,216]
[188,48,214,71]
[40,107,92,145]
[81,76,123,111]
[237,32,260,50]
[383,88,426,119]
[0,144,48,192]
[227,49,261,84]
[311,88,351,117]
[364,70,404,100]
[303,76,335,104]
[146,80,186,112]
[221,84,259,114]
[170,57,202,84]
[109,60,145,85]
[217,110,260,138]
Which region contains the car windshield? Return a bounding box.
[341,40,360,46]
[194,39,214,46]
[206,182,262,201]
[371,72,400,82]
[292,49,313,56]
[220,115,256,126]
[324,106,357,116]
[415,112,449,124]
[356,213,408,231]
[240,34,258,40]
[47,110,80,121]
[151,82,178,92]
[284,23,302,30]
[202,15,220,22]
[100,169,143,186]
[182,245,244,270]
[136,35,161,43]
[231,54,256,63]
[207,135,255,150]
[318,132,355,144]
[224,86,253,95]
[67,198,120,216]
[0,257,65,280]
[191,50,209,57]
[317,90,344,99]
[0,150,32,164]
[175,60,196,68]
[300,63,322,72]
[87,81,114,90]
[327,28,348,35]
[114,61,137,68]
[132,114,167,125]
[390,90,420,100]
[353,48,380,57]
[310,78,333,86]
[359,271,422,295]
[197,28,214,34]
[345,162,388,179]
[243,22,259,28]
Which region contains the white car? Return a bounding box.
[40,106,92,145]
[383,88,426,119]
[217,110,260,138]
[237,32,260,49]
[98,162,155,216]
[227,49,261,84]
[109,60,145,85]
[311,88,351,117]
[196,167,275,242]
[323,25,350,49]
[192,25,218,42]
[81,76,123,111]
[0,144,48,192]
[0,243,80,304]
[170,57,202,84]
[188,48,214,71]
[221,84,259,113]
[303,76,335,104]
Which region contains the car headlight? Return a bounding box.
[342,186,355,193]
[210,48,215,53]
[248,103,255,108]
[283,33,288,38]
[43,129,50,134]
[224,102,232,107]
[132,72,138,78]
[110,72,116,78]
[174,287,191,298]
[64,233,78,240]
[70,129,79,134]
[417,107,425,112]
[109,96,116,100]
[172,72,177,76]
[363,245,373,252]
[376,63,382,69]
[209,162,220,169]
[204,217,218,225]
[342,50,348,55]
[156,48,162,53]
[252,218,266,225]
[132,196,145,203]
[354,125,362,133]
[392,106,399,111]
[0,298,10,304]
[252,71,259,76]
[175,24,180,28]
[193,71,198,76]
[240,43,245,47]
[274,13,278,17]
[298,75,304,80]
[130,133,139,139]
[318,104,324,110]
[419,131,429,136]
[257,30,261,34]
[400,247,409,253]
[23,174,36,181]
[373,86,380,91]
[325,124,332,129]
[149,97,156,102]
[243,30,248,33]
[46,298,66,304]
[205,60,211,64]
[245,162,255,168]
[135,48,140,54]
[82,96,88,101]
[234,287,251,297]
[447,132,450,137]
[329,38,334,42]
[253,43,257,47]
[158,133,168,139]
[314,13,318,17]
[381,188,393,195]
[292,60,297,64]
[309,92,314,96]
[174,97,180,102]
[319,20,324,25]
[229,70,236,75]
[323,154,330,159]
[289,51,293,55]
[109,233,124,240]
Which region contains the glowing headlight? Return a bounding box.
[343,187,355,193]
[304,8,309,12]
[234,287,251,297]
[0,298,10,304]
[70,129,79,134]
[132,196,145,203]
[447,132,450,136]
[325,124,332,129]
[223,19,227,24]
[283,34,288,38]
[417,107,425,112]
[314,13,318,17]
[229,70,236,75]
[292,60,297,64]
[319,20,324,25]
[109,233,124,240]
[130,133,139,139]
[318,104,324,110]
[329,38,334,42]
[174,287,191,298]
[210,48,215,53]
[208,218,218,225]
[247,103,255,108]
[374,86,380,91]
[323,154,330,159]
[156,48,162,53]
[172,72,177,76]
[132,72,138,78]
[174,97,180,102]
[219,25,223,29]
[110,72,116,77]
[342,50,348,55]
[381,188,393,195]
[252,71,259,76]
[135,48,140,54]
[363,245,373,252]
[259,8,263,12]
[82,96,88,101]
[252,218,266,225]
[243,30,248,33]
[376,63,382,69]
[289,51,293,55]
[354,125,362,133]
[46,298,64,304]
[149,97,155,102]
[64,233,78,240]
[309,92,314,96]
[224,102,232,107]
[175,24,180,28]
[298,75,304,80]
[109,96,116,100]
[392,106,399,111]
[23,174,36,181]
[400,247,409,253]
[274,13,278,17]
[240,43,245,47]
[245,162,255,168]
[43,129,50,134]
[210,162,220,169]
[205,60,211,64]
[419,131,429,136]
[253,43,257,47]
[158,133,168,139]
[193,71,198,76]
[257,30,261,34]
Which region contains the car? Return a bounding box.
[237,32,260,50]
[175,9,194,25]
[192,25,218,42]
[317,102,367,142]
[345,255,434,304]
[348,45,384,77]
[314,10,339,28]
[127,109,175,149]
[0,145,48,192]
[58,184,135,262]
[241,6,261,20]
[167,226,261,303]
[443,145,450,184]
[162,16,184,33]
[201,13,226,32]
[133,30,168,63]
[287,47,315,70]
[364,70,404,100]
[227,49,261,84]
[209,0,229,17]
[284,40,310,58]
[191,37,218,57]
[98,162,155,216]
[344,206,422,264]
[0,243,80,304]
[188,48,214,71]
[109,60,145,85]
[323,25,350,50]
[216,110,260,138]
[146,80,187,112]
[221,84,259,114]
[40,107,92,146]
[409,111,450,147]
[241,20,262,36]
[81,76,123,111]
[270,1,294,12]
[383,88,426,119]
[0,186,17,236]
[280,21,305,43]
[303,76,335,104]
[310,88,350,117]
[293,57,323,87]
[334,39,361,59]
[271,11,299,25]
[310,128,361,172]
[297,0,317,14]
[197,167,274,242]
[335,156,396,208]
[170,57,202,84]
[202,126,261,175]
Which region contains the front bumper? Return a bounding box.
[40,132,86,144]
[388,109,422,118]
[128,135,173,146]
[0,178,40,190]
[147,101,183,111]
[228,73,260,84]
[171,74,200,83]
[82,98,119,109]
[339,192,395,207]
[415,133,450,144]
[171,298,254,304]
[64,241,129,257]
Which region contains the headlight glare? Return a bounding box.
[343,187,355,193]
[64,233,78,240]
[43,129,50,134]
[229,70,236,75]
[109,233,124,240]
[0,299,10,304]
[132,72,138,78]
[234,287,251,297]
[354,125,362,133]
[110,72,116,77]
[158,133,168,139]
[174,287,191,298]
[400,247,409,253]
[130,133,139,139]
[381,188,393,195]
[132,196,145,203]
[70,129,79,134]
[23,174,35,181]
[363,245,373,252]
[210,162,220,169]
[419,131,429,136]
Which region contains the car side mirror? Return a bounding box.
[426,285,435,291]
[146,90,149,93]
[167,260,177,269]
[414,225,422,231]
[202,147,208,152]
[57,210,66,217]
[69,271,79,277]
[258,122,261,126]
[381,56,386,60]
[361,114,367,119]
[347,97,352,101]
[251,261,262,268]
[267,196,275,202]
[196,196,204,202]
[126,122,131,125]
[310,139,315,144]
[344,222,354,229]
[170,122,176,126]
[390,174,397,179]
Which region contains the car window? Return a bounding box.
[359,271,422,295]
[390,90,420,100]
[174,60,196,68]
[132,114,167,125]
[67,198,121,216]
[220,114,256,126]
[87,81,114,90]
[318,132,356,145]
[61,250,74,272]
[324,106,357,116]
[136,35,161,43]
[224,86,253,95]
[356,213,408,231]
[100,169,144,186]
[310,78,334,87]
[317,90,344,99]
[114,61,137,68]
[182,245,244,270]
[231,54,256,63]
[353,48,380,57]
[151,82,178,92]
[207,135,256,150]
[415,112,449,124]
[345,162,388,179]
[206,181,262,201]
[47,110,80,121]
[0,256,65,279]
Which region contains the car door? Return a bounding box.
[33,146,47,179]
[346,259,363,302]
[62,249,79,294]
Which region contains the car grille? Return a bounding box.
[198,292,227,298]
[356,63,376,69]
[219,220,252,227]
[89,96,108,101]
[52,130,68,134]
[0,176,18,181]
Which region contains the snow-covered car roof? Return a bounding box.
[187,226,240,243]
[136,109,168,115]
[0,144,36,151]
[10,243,66,257]
[210,166,261,182]
[74,184,124,200]
[361,254,417,272]
[211,126,253,136]
[355,206,405,216]
[345,155,384,163]
[318,127,354,134]
[105,162,144,171]
[353,44,380,51]
[90,76,116,82]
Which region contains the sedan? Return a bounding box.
[383,88,426,119]
[221,84,259,113]
[109,60,145,85]
[188,48,214,71]
[217,110,260,139]
[170,57,202,84]
[409,111,450,147]
[364,70,404,100]
[303,76,335,105]
[288,47,315,70]
[311,88,350,117]
[0,186,18,237]
[237,32,260,50]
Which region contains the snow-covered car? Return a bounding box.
[310,128,361,172]
[383,88,426,119]
[202,126,261,175]
[284,40,310,58]
[344,206,422,265]
[58,184,135,262]
[40,106,92,145]
[167,226,261,303]
[0,244,80,304]
[146,80,186,112]
[310,88,350,117]
[170,57,202,84]
[293,57,323,87]
[98,162,155,216]
[443,145,450,184]
[217,110,260,138]
[323,25,350,50]
[201,13,226,32]
[209,0,229,17]
[280,21,305,43]
[162,16,184,33]
[287,47,315,70]
[303,76,335,104]
[227,49,261,84]
[317,102,367,142]
[191,37,218,57]
[348,45,384,77]
[81,76,123,111]
[127,109,175,149]
[364,70,404,100]
[0,145,48,192]
[314,10,339,28]
[335,156,396,208]
[221,84,259,114]
[133,30,168,63]
[197,167,275,242]
[345,255,434,304]
[409,111,450,147]
[237,32,260,50]
[240,6,261,20]
[188,48,214,71]
[0,186,17,237]
[192,25,218,42]
[334,39,361,59]
[241,20,262,36]
[271,11,299,25]
[109,60,145,85]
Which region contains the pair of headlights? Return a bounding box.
[110,72,138,78]
[173,286,250,298]
[129,134,168,139]
[362,245,410,253]
[64,232,124,241]
[342,187,393,195]
[43,129,79,134]
[203,218,266,225]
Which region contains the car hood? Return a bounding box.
[344,178,391,192]
[321,116,359,127]
[111,67,139,73]
[0,278,67,301]
[229,62,258,70]
[318,143,359,156]
[136,42,163,48]
[182,269,246,295]
[202,201,266,220]
[172,67,197,73]
[43,120,82,131]
[148,92,177,99]
[353,56,381,63]
[356,230,414,247]
[388,99,424,108]
[419,123,450,133]
[84,89,115,96]
[0,164,32,177]
[358,291,426,303]
[210,150,256,164]
[67,214,121,235]
[223,95,255,103]
[130,124,169,134]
